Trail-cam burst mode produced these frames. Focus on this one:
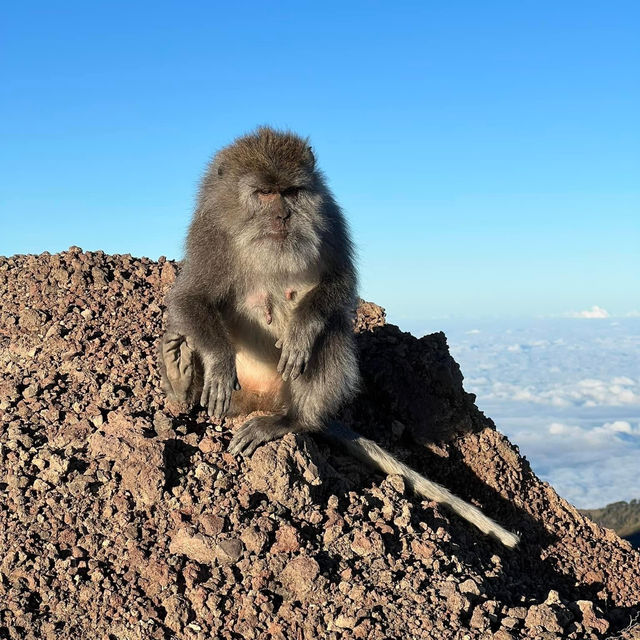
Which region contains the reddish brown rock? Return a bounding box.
[279,556,320,599]
[270,524,301,553]
[169,528,216,564]
[0,249,638,640]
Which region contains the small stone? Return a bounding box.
[169,529,215,564]
[575,600,609,635]
[200,514,225,536]
[386,474,405,494]
[279,556,319,598]
[459,578,481,597]
[23,383,40,398]
[90,414,104,427]
[470,606,489,630]
[216,538,243,564]
[153,413,173,434]
[524,604,564,634]
[241,526,267,554]
[271,525,300,553]
[501,617,519,629]
[335,615,357,629]
[194,463,215,481]
[351,530,384,557]
[161,262,177,285]
[19,308,46,332]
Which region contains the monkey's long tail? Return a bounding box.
[325,421,520,548]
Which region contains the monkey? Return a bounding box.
[158,127,519,548]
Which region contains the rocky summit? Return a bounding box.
[0,248,639,640]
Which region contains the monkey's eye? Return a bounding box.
[282,187,303,198]
[256,188,275,196]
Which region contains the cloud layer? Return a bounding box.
[439,317,640,508]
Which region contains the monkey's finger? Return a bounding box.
[214,385,228,418]
[200,379,211,409]
[277,351,289,375]
[234,375,241,391]
[179,343,193,377]
[222,389,232,415]
[282,350,299,381]
[229,422,255,455]
[207,383,219,417]
[289,352,306,380]
[243,437,264,456]
[163,334,183,350]
[275,339,283,349]
[229,432,250,455]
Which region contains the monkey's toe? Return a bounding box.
[229,415,293,456]
[228,421,273,456]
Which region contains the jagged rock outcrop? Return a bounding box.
[0,248,639,639]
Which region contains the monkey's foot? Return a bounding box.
[229,414,294,456]
[160,333,194,402]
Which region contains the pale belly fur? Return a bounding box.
[227,273,318,396]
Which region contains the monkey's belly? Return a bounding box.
[235,350,282,396]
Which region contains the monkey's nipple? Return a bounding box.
[285,288,297,301]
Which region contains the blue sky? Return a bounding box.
[1,1,638,322]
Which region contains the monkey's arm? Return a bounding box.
[166,288,240,418]
[277,269,355,381]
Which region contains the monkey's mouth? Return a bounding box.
[263,231,289,242]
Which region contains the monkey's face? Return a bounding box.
[210,127,334,271]
[227,171,327,270]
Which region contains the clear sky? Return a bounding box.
[1,1,638,323]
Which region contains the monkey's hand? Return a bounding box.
[275,318,322,381]
[200,352,241,419]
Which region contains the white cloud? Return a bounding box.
[477,377,640,408]
[566,305,610,319]
[508,419,640,507]
[442,316,640,508]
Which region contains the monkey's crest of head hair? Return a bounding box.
[216,126,316,182]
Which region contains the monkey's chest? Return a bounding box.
[241,281,313,332]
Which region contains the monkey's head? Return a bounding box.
[208,127,337,271]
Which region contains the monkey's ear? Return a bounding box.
[212,153,226,177]
[305,145,315,170]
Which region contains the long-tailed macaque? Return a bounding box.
[158,127,519,548]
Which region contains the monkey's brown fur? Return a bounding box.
[158,127,519,548]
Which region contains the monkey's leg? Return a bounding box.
[229,318,359,456]
[166,292,239,417]
[158,332,196,403]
